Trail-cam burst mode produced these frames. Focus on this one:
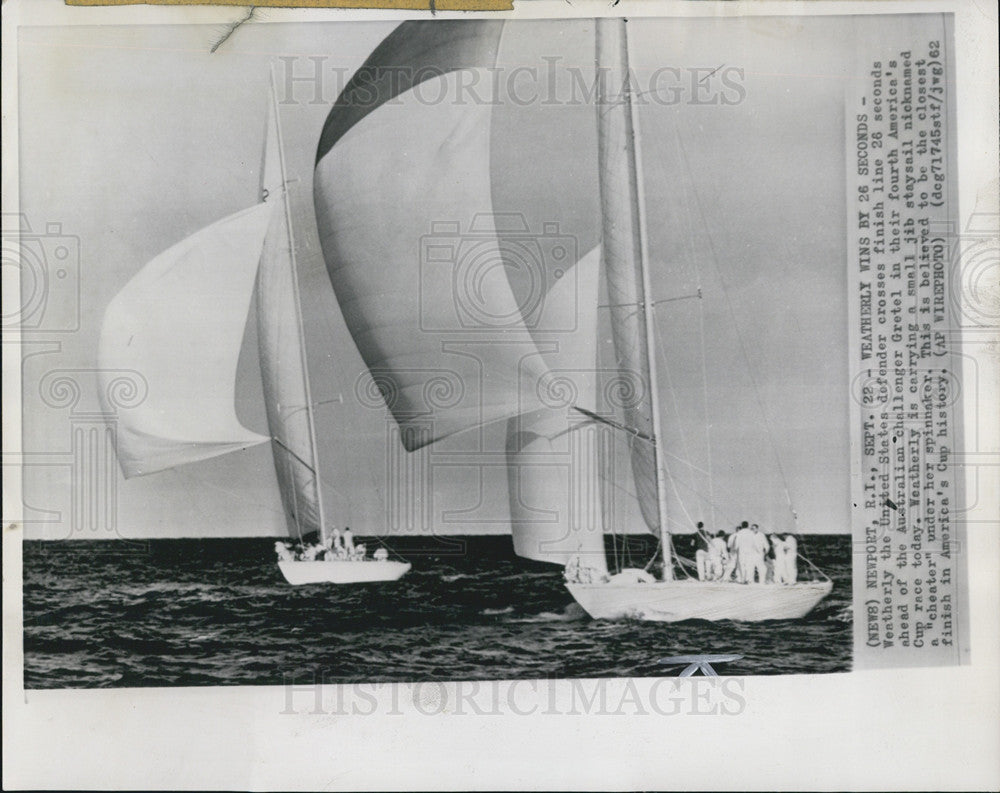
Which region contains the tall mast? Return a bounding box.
[625,25,673,576]
[595,18,672,577]
[267,67,329,542]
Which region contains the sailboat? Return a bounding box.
[312,19,831,620]
[98,71,410,586]
[561,19,833,621]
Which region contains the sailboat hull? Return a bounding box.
[566,579,833,622]
[278,560,411,586]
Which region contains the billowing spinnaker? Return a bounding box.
[257,93,324,540]
[314,21,555,451]
[98,203,273,478]
[506,245,606,567]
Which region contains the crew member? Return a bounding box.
[274,541,294,562]
[721,525,742,582]
[707,530,729,581]
[771,533,798,583]
[748,524,770,583]
[731,522,763,583]
[694,521,711,580]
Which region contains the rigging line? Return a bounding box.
[670,536,695,578]
[650,314,699,530]
[369,535,407,563]
[600,420,740,531]
[626,127,702,537]
[686,200,716,531]
[598,470,641,502]
[650,292,702,307]
[673,131,798,525]
[598,292,701,310]
[650,125,715,532]
[272,440,351,525]
[572,406,711,475]
[643,537,661,572]
[272,436,316,475]
[797,548,831,582]
[597,444,715,538]
[796,535,831,582]
[641,123,715,532]
[312,396,345,408]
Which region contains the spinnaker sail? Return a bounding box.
[98,203,274,478]
[314,20,558,452]
[505,245,606,568]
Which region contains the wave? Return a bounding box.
[508,604,588,623]
[441,573,478,583]
[481,606,515,616]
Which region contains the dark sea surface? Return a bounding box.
[23,535,852,688]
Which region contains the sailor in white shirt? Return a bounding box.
[770,533,798,584]
[707,531,729,581]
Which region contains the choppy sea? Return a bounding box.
[23,534,851,688]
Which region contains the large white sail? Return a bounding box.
[257,83,325,541]
[313,21,556,452]
[594,19,669,548]
[506,245,607,569]
[98,203,273,478]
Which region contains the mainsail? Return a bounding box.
[257,74,326,541]
[98,203,273,478]
[595,19,672,570]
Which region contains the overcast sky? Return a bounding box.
[17,15,933,539]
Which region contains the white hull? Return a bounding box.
[567,579,833,622]
[278,559,411,585]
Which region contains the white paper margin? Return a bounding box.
[2,0,997,789]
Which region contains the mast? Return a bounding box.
[266,67,329,543]
[626,26,673,577]
[595,18,672,578]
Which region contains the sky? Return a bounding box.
[15,15,905,540]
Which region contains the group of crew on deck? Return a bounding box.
[563,521,801,585]
[274,527,390,563]
[694,521,799,584]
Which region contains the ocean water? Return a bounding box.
[23,535,852,688]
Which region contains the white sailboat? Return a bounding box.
[98,71,409,586]
[563,19,832,621]
[258,72,410,586]
[312,19,831,620]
